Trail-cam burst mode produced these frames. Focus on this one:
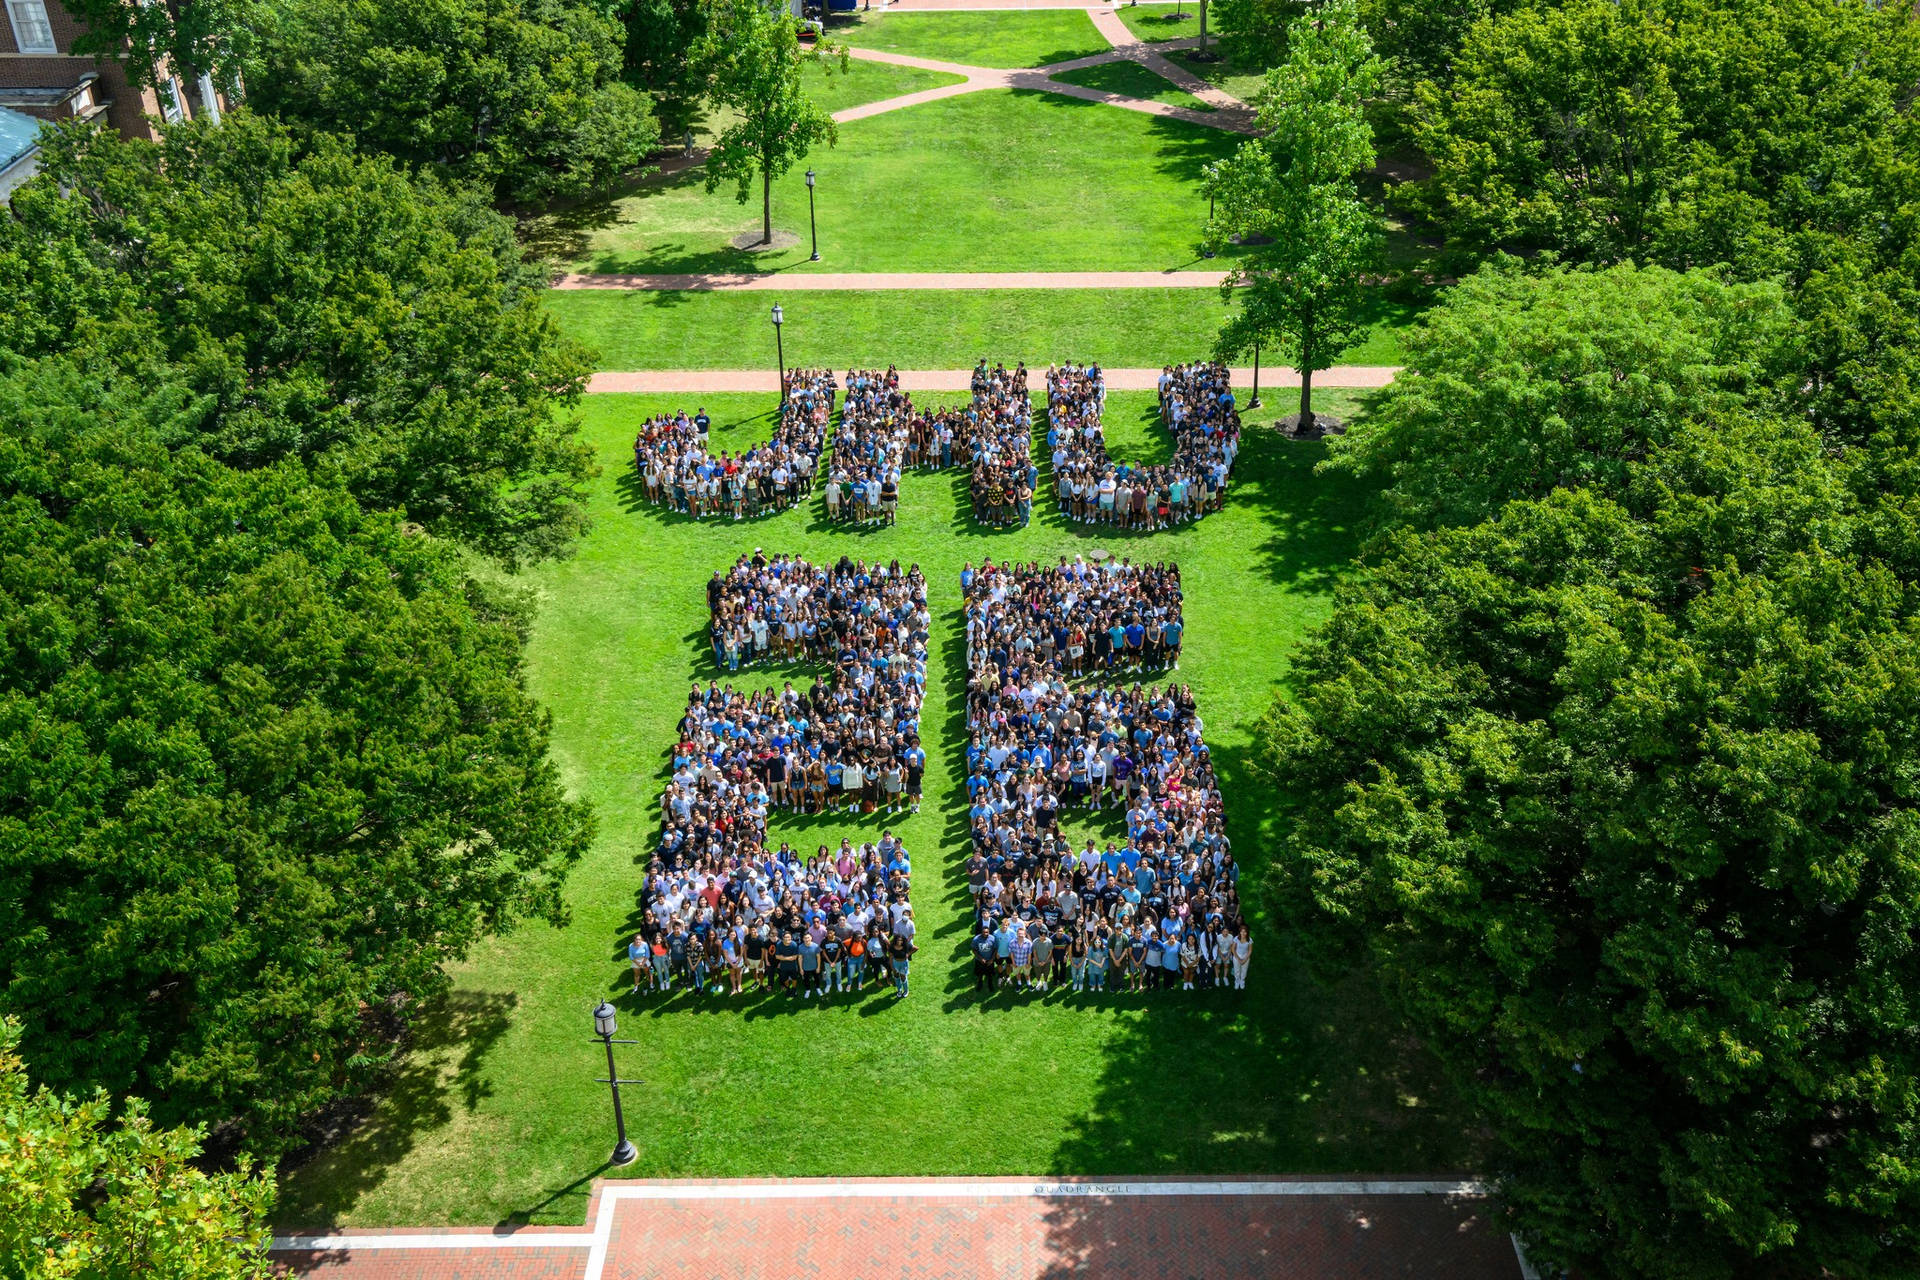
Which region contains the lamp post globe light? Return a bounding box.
[805,168,820,262]
[771,303,786,403]
[592,1001,640,1168]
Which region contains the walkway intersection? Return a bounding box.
[831,14,1257,134]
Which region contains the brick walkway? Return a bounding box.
[585,366,1400,394]
[273,1177,1525,1280]
[553,270,1232,291]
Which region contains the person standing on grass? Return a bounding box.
[887,929,914,997]
[973,922,998,992]
[774,930,800,995]
[1009,924,1034,992]
[821,930,843,995]
[1231,925,1252,989]
[798,931,821,998]
[1030,925,1054,994]
[723,929,743,994]
[629,934,647,994]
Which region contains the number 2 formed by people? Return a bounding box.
[647,555,929,995]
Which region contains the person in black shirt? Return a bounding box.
[773,931,800,994]
[972,924,999,992]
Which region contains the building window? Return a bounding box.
[161,76,185,123]
[6,0,56,54]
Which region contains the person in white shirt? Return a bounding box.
[1231,926,1252,989]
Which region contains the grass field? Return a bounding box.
[525,90,1246,276]
[1163,45,1269,105]
[1050,59,1214,112]
[537,285,1413,370]
[1111,1,1204,44]
[828,9,1110,69]
[541,287,1420,370]
[803,52,968,115]
[272,388,1482,1229]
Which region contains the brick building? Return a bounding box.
[1,0,225,194]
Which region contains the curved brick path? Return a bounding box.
[271,1177,1527,1280]
[585,366,1399,394]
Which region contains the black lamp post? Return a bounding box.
[771,303,786,403]
[592,1002,640,1167]
[1248,343,1262,410]
[805,169,820,262]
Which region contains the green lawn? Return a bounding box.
[828,9,1110,69]
[272,387,1482,1229]
[542,286,1417,370]
[1112,1,1206,44]
[1163,45,1269,105]
[803,53,967,115]
[524,90,1246,276]
[1050,59,1214,112]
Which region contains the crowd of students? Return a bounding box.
[959,556,1248,994]
[632,370,836,519]
[962,555,1185,678]
[821,362,1037,528]
[632,554,929,1000]
[1046,362,1241,530]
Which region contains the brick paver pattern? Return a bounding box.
[273,1179,1521,1280]
[552,270,1233,291]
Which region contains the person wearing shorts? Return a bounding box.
[629,934,647,994]
[887,931,914,997]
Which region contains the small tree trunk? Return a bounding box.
[1199,0,1208,53]
[1299,365,1314,433]
[761,167,772,244]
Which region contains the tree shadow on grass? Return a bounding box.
[1232,426,1375,595]
[274,991,520,1230]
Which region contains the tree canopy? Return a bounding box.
[1325,258,1796,529]
[0,373,595,1152]
[1263,413,1920,1278]
[0,1018,274,1278]
[0,112,595,563]
[1407,0,1920,277]
[251,0,659,205]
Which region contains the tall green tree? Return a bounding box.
[0,1018,274,1278]
[1208,0,1383,431]
[1261,415,1920,1279]
[0,112,596,563]
[0,378,595,1152]
[252,0,659,205]
[1326,258,1796,528]
[696,0,843,245]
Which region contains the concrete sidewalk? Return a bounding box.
[586,366,1400,394]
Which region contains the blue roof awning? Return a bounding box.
[0,106,44,171]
